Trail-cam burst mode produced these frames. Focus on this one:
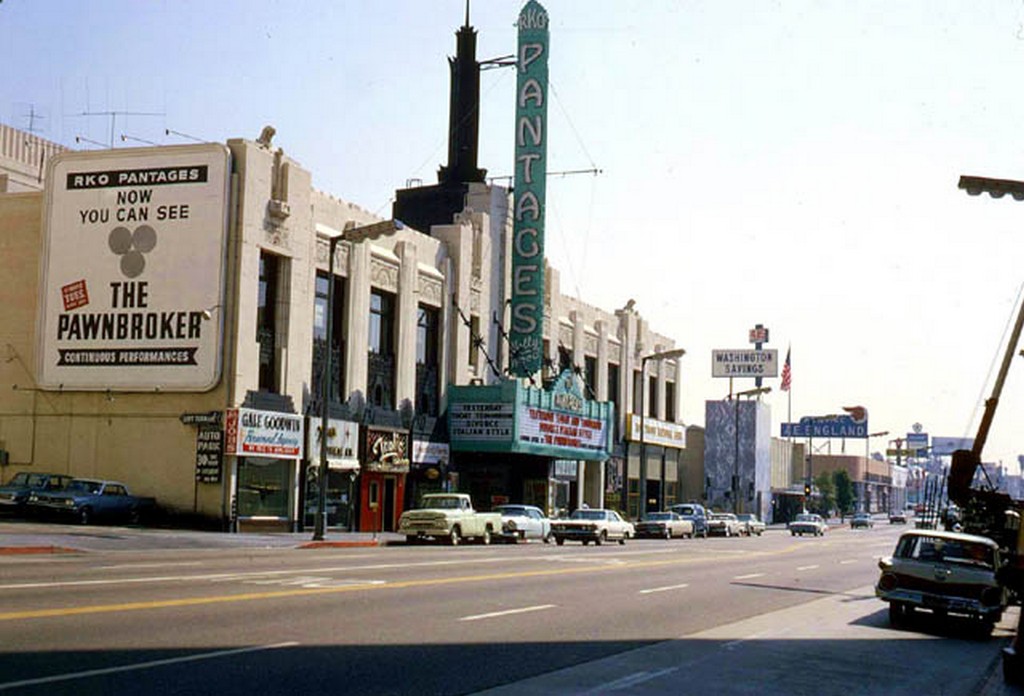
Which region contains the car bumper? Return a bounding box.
[876,586,1003,619]
[552,530,601,541]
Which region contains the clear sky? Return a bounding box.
[5,1,1024,471]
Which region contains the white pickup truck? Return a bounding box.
[397,493,501,545]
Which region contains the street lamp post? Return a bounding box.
[313,219,404,542]
[637,347,686,519]
[866,430,889,513]
[733,386,771,514]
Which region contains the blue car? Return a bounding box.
[28,478,156,525]
[669,502,709,538]
[0,471,74,515]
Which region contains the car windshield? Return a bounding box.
[674,506,698,515]
[711,514,734,520]
[67,480,103,494]
[496,506,527,516]
[6,473,30,486]
[570,510,606,521]
[643,513,672,521]
[795,514,818,522]
[737,514,755,522]
[895,534,995,569]
[423,496,462,509]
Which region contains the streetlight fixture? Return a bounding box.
[732,386,771,513]
[637,347,686,518]
[312,218,405,541]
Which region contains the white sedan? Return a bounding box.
[495,504,552,542]
[551,509,635,546]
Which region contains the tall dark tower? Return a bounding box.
[393,4,488,234]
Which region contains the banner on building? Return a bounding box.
[508,1,549,377]
[37,144,231,391]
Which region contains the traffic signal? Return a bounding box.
[804,483,812,496]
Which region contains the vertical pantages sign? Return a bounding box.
[509,1,549,377]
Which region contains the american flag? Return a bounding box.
[780,348,791,392]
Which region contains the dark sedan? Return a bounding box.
[0,471,74,514]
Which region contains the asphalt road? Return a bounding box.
[0,520,1015,695]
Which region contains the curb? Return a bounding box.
[0,546,81,555]
[296,540,383,549]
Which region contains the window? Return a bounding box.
[648,375,658,418]
[469,314,480,373]
[257,252,280,391]
[312,271,346,403]
[558,345,573,374]
[416,306,440,416]
[584,356,597,399]
[368,289,396,408]
[665,381,676,422]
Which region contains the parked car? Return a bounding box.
[851,512,875,529]
[28,478,156,525]
[550,508,634,546]
[736,513,766,536]
[0,471,74,514]
[889,510,909,524]
[635,511,694,539]
[707,512,744,537]
[669,502,709,538]
[876,529,1007,635]
[494,504,552,543]
[397,493,501,545]
[788,513,828,537]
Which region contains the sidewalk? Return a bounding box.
[0,520,403,554]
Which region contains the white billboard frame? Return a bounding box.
[36,144,231,392]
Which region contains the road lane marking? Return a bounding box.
[0,642,298,691]
[0,555,726,622]
[95,561,204,570]
[459,604,555,621]
[796,565,820,571]
[839,559,859,565]
[733,573,764,580]
[588,667,680,691]
[639,583,689,594]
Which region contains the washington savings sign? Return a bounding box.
[36,144,230,391]
[509,0,549,377]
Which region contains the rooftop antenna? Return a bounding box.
[79,110,164,148]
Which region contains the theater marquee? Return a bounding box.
[36,144,231,391]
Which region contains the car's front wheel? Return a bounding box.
[555,537,565,546]
[448,527,460,546]
[78,507,92,525]
[479,527,492,545]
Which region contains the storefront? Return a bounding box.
[359,426,410,533]
[224,407,304,532]
[407,439,451,509]
[303,417,360,530]
[623,414,686,519]
[448,370,614,516]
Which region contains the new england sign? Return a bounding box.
[781,414,869,438]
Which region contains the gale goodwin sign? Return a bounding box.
[36,144,231,391]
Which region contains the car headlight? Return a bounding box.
[877,573,898,592]
[65,499,75,507]
[981,586,1003,607]
[28,494,38,502]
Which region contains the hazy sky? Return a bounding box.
[5,1,1024,471]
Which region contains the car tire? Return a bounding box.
[555,537,564,546]
[448,527,460,546]
[480,527,491,545]
[544,531,554,544]
[128,507,142,525]
[78,507,92,525]
[889,601,909,625]
[596,530,607,546]
[406,535,419,545]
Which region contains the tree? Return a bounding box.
[814,471,835,518]
[833,469,855,520]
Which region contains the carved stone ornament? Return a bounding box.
[370,258,399,293]
[418,275,443,307]
[316,238,349,274]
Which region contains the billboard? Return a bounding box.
[508,1,549,377]
[712,349,778,378]
[36,144,231,391]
